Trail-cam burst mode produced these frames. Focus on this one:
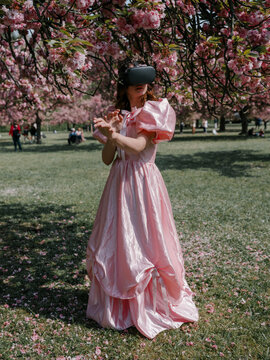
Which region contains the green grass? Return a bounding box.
[0,126,269,360]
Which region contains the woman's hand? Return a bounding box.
[105,110,123,133]
[94,110,123,138]
[94,118,114,138]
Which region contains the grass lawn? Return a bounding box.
[0,126,269,360]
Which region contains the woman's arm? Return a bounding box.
[94,115,154,164]
[94,116,118,165]
[102,132,152,165]
[109,131,154,155]
[102,139,116,165]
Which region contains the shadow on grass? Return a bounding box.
[156,149,270,178]
[0,202,96,328]
[0,140,102,153]
[171,134,251,142]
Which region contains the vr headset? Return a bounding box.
[120,65,156,86]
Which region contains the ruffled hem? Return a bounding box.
[86,271,199,339]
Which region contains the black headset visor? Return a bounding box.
[122,66,156,86]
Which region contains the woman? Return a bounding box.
[86,61,198,339]
[9,122,22,151]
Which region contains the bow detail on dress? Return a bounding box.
[122,107,142,126]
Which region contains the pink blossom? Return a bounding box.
[95,346,101,355]
[202,23,210,32]
[131,9,162,30]
[176,0,184,7]
[116,17,127,29]
[76,0,95,9]
[219,9,229,18]
[185,5,196,16]
[108,43,121,57]
[247,30,261,44]
[67,51,86,70]
[3,9,25,30]
[220,28,230,36]
[205,303,215,313]
[23,0,34,10]
[167,52,178,66]
[31,332,40,342]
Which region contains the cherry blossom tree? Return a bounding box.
[49,93,111,129]
[0,73,72,142]
[0,0,269,134]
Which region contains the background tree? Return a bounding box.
[0,0,269,130]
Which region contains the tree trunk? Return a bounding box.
[239,108,249,135]
[239,110,248,135]
[36,112,42,144]
[219,115,226,132]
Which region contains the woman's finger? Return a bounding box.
[94,117,105,124]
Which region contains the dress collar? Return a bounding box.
[122,106,144,125]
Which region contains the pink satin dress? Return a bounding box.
[86,99,199,339]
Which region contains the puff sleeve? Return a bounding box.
[136,98,176,144]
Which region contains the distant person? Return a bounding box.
[202,119,208,133]
[257,129,265,137]
[76,128,85,143]
[68,128,77,145]
[23,123,30,142]
[214,117,218,129]
[180,121,184,133]
[192,120,196,134]
[255,117,262,130]
[248,128,265,138]
[81,128,86,141]
[263,119,268,130]
[30,123,37,143]
[9,122,22,151]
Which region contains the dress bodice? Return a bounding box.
[93,98,176,163]
[116,111,157,163]
[116,98,176,163]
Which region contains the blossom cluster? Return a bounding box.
[0,0,269,124]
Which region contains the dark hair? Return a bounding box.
[115,59,158,111]
[115,83,157,111]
